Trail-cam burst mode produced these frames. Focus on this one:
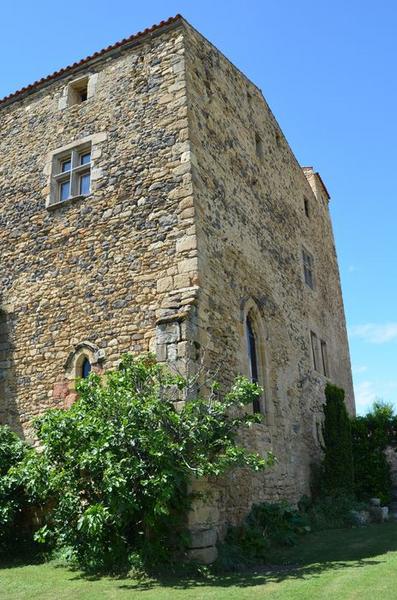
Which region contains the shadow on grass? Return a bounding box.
[115,559,385,591]
[115,522,397,591]
[2,522,397,591]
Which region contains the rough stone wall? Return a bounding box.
[0,17,355,558]
[0,23,199,441]
[183,23,355,534]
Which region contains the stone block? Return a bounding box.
[188,545,218,565]
[174,274,191,289]
[157,277,173,293]
[156,344,167,362]
[156,322,180,344]
[349,510,370,526]
[189,528,217,549]
[178,258,198,273]
[369,506,386,523]
[176,235,197,253]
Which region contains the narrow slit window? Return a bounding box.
[246,314,261,414]
[304,197,310,218]
[255,133,264,160]
[310,331,319,371]
[320,340,329,377]
[302,248,315,289]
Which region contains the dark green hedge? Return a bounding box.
[321,383,354,496]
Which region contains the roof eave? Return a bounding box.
[0,14,184,109]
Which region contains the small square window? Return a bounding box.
[50,142,92,206]
[302,248,315,289]
[67,77,89,107]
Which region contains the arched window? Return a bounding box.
[246,313,261,413]
[81,357,91,379]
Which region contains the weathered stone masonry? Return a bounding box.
[0,16,355,561]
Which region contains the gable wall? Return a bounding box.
[184,23,354,531]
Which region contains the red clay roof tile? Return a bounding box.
[0,14,183,108]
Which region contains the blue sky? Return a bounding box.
[2,1,396,414]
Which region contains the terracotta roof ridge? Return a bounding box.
[0,14,183,108]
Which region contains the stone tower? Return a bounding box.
[0,15,354,561]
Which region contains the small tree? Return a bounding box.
[17,354,274,572]
[351,400,394,503]
[321,383,354,496]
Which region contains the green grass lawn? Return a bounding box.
[2,522,397,600]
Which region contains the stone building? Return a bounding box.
[0,15,354,560]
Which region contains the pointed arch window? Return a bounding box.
[246,313,261,414]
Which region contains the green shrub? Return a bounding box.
[298,494,365,531]
[351,401,395,504]
[16,354,273,573]
[321,383,354,496]
[217,501,309,570]
[0,425,33,553]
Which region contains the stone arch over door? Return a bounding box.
[239,297,274,424]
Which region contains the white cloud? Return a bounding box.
[349,323,397,344]
[352,364,368,375]
[354,381,378,415]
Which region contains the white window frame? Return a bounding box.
[50,142,92,206]
[44,132,107,209]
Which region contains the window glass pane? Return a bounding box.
[246,315,261,414]
[80,152,91,165]
[79,173,90,195]
[61,159,71,173]
[59,180,70,201]
[81,358,91,379]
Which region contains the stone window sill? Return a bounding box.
[47,194,91,210]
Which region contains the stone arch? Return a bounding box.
[53,341,105,408]
[239,297,274,423]
[64,341,105,380]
